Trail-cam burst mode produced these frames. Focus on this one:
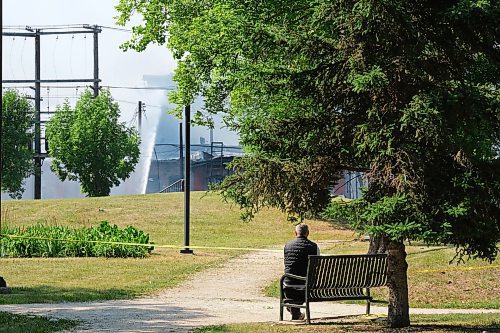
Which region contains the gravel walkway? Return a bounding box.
[2,248,499,332]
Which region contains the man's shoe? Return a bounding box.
[291,311,305,320]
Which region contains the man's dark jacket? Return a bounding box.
[283,236,318,285]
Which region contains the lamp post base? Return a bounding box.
[180,248,194,254]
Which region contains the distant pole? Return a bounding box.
[180,105,193,254]
[179,123,184,185]
[34,29,42,200]
[138,101,143,132]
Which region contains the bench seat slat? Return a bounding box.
[307,255,388,289]
[310,287,365,300]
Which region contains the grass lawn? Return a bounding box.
[2,313,499,333]
[0,311,79,333]
[1,192,498,309]
[0,192,353,304]
[193,313,500,333]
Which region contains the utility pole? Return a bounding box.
[138,101,143,132]
[93,25,99,98]
[180,105,193,254]
[2,25,101,199]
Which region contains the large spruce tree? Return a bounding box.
[116,0,499,327]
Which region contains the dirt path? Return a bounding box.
[2,248,499,332]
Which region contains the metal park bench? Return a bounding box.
[279,254,388,324]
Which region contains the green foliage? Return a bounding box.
[1,90,34,199]
[220,154,339,222]
[45,89,140,197]
[349,65,388,93]
[116,0,500,263]
[0,221,153,258]
[323,195,454,245]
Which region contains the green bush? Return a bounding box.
[0,221,153,258]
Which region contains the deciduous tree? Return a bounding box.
[46,89,140,197]
[1,90,34,199]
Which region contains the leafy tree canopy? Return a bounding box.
[1,89,34,199]
[46,89,140,197]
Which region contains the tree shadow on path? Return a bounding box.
[2,299,221,333]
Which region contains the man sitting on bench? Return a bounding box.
[283,223,320,320]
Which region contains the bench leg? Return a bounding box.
[279,284,284,321]
[305,301,311,324]
[366,288,371,314]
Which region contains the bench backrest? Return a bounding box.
[306,254,388,289]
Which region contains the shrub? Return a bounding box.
[0,221,153,258]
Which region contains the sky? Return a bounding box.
[1,0,239,199]
[2,0,176,112]
[2,0,239,143]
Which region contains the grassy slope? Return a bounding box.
[1,192,498,308]
[0,192,353,304]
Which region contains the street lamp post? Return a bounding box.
[180,104,193,254]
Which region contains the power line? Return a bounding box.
[20,36,27,79]
[2,25,87,30]
[2,24,133,33]
[9,36,15,80]
[24,95,164,108]
[2,85,176,90]
[98,25,133,33]
[3,24,89,30]
[114,99,163,108]
[106,85,176,90]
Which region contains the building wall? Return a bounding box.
[146,156,235,193]
[332,171,367,199]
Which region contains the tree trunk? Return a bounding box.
[387,240,410,328]
[368,234,389,254]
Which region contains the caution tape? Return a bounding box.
[414,264,500,273]
[362,313,387,319]
[0,234,282,253]
[1,234,499,272]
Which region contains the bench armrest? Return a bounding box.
[281,273,306,281]
[279,273,307,296]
